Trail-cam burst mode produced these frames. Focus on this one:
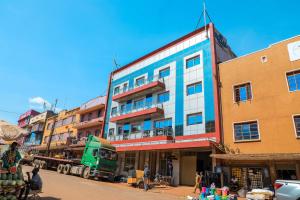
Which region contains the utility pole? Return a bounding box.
[46,99,58,156]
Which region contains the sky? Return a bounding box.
[0,0,300,124]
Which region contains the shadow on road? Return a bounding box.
[37,197,61,200]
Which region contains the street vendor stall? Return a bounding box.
[0,120,27,199]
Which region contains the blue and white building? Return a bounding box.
[102,23,235,185]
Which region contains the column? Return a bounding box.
[269,162,276,184]
[296,163,300,180]
[156,151,160,174]
[135,151,139,170]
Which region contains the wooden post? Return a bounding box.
[269,162,276,184]
[296,163,300,180]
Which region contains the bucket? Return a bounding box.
[216,189,222,195]
[202,187,206,193]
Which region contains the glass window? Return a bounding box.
[117,126,123,135]
[234,121,259,141]
[123,83,128,92]
[187,82,202,95]
[154,118,172,129]
[109,128,114,136]
[234,83,252,102]
[159,67,170,79]
[134,99,144,110]
[114,86,120,95]
[143,119,152,131]
[186,55,200,69]
[126,100,132,113]
[123,123,130,134]
[131,123,142,133]
[120,104,125,114]
[294,116,300,137]
[187,113,203,125]
[111,107,117,116]
[157,91,170,103]
[287,70,300,91]
[145,94,153,108]
[136,76,145,87]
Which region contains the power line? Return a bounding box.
[0,109,20,115]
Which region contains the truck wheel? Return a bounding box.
[63,164,71,175]
[57,164,64,173]
[82,167,90,179]
[108,175,115,182]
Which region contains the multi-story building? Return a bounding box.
[23,111,55,147]
[40,107,79,155]
[103,23,235,185]
[74,96,106,142]
[18,110,40,129]
[215,36,300,188]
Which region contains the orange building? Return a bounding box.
[215,36,300,188]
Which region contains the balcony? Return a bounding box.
[110,103,164,123]
[112,76,165,102]
[77,96,106,114]
[74,117,104,129]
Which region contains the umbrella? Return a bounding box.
[0,120,27,142]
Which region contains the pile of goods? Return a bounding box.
[187,185,238,200]
[246,189,274,200]
[0,168,25,200]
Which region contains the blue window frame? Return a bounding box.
[187,82,202,96]
[123,123,130,134]
[143,119,152,131]
[159,67,170,79]
[154,118,172,129]
[114,86,120,95]
[123,83,128,92]
[187,113,203,125]
[234,121,259,141]
[157,91,170,103]
[287,70,300,91]
[111,107,117,116]
[294,116,300,137]
[234,83,252,102]
[145,94,153,108]
[120,104,125,114]
[134,99,144,110]
[186,55,200,69]
[136,76,145,87]
[126,100,132,113]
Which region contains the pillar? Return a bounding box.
[212,147,217,172]
[156,151,160,174]
[296,163,300,180]
[145,151,150,165]
[269,162,276,184]
[173,150,180,186]
[135,151,139,170]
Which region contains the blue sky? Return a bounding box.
[0,0,300,124]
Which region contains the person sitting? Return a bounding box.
[230,176,239,192]
[19,167,43,200]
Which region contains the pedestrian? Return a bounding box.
[193,171,203,193]
[167,160,173,177]
[143,164,150,191]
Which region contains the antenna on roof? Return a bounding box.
[113,57,121,71]
[195,0,213,36]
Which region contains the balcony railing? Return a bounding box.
[108,127,173,141]
[112,75,166,102]
[74,117,104,129]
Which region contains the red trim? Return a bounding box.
[110,107,164,122]
[112,25,210,75]
[115,140,211,152]
[112,81,165,101]
[111,135,173,145]
[209,23,221,143]
[100,73,113,138]
[175,132,215,140]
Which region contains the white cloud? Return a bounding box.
[29,97,61,112]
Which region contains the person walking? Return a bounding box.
[143,164,150,191]
[193,171,203,193]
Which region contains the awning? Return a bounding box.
[210,153,300,161]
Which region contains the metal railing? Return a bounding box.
[113,75,165,97]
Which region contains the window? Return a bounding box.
[134,99,144,109]
[123,123,130,134]
[114,86,120,95]
[234,121,259,141]
[117,126,123,135]
[154,118,172,129]
[135,76,145,87]
[54,120,62,128]
[46,123,53,130]
[97,110,101,117]
[145,94,153,108]
[111,107,117,116]
[186,55,200,69]
[287,70,300,91]
[123,83,128,92]
[120,104,125,114]
[124,152,136,171]
[95,129,100,137]
[187,113,203,125]
[159,67,170,79]
[88,113,92,120]
[126,100,132,113]
[109,128,115,136]
[157,91,170,103]
[293,116,300,137]
[131,123,142,133]
[234,83,252,102]
[143,119,152,131]
[187,82,202,95]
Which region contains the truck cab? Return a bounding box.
[80,135,118,180]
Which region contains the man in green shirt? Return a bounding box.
[1,142,22,169]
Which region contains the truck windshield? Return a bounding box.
[99,148,117,161]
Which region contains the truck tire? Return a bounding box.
[57,164,64,173]
[82,167,90,179]
[63,164,71,175]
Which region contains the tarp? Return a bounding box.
[0,120,27,141]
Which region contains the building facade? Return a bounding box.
[216,36,300,188]
[23,111,55,147]
[103,23,235,185]
[74,96,106,142]
[40,107,79,154]
[18,110,40,129]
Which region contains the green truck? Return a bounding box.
[31,135,118,181]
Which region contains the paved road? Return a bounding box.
[22,166,182,200]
